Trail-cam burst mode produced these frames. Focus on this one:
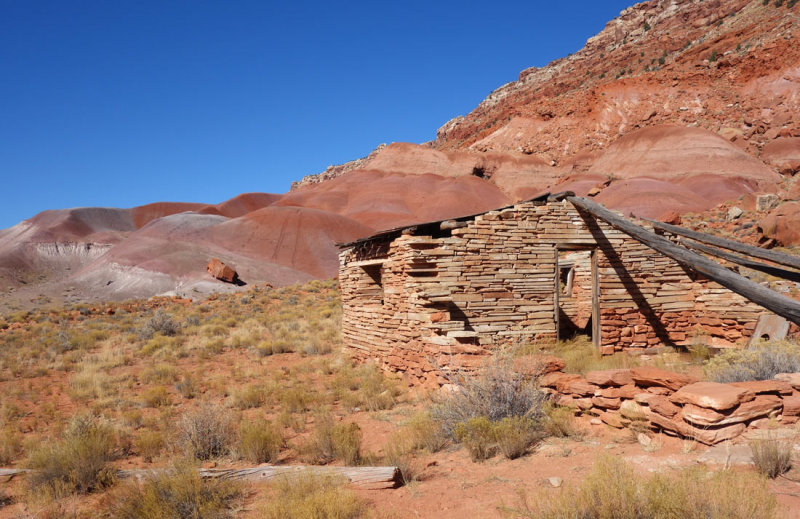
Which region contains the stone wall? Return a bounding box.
[541,365,800,445]
[339,200,766,384]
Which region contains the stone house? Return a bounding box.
[338,195,773,385]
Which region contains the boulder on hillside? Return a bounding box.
[207,258,238,284]
[761,137,800,176]
[758,201,800,246]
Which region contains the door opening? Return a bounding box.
[555,248,599,348]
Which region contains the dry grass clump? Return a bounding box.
[453,415,542,462]
[0,427,22,465]
[176,403,236,460]
[335,362,402,412]
[532,336,639,374]
[231,384,265,409]
[705,339,800,382]
[750,435,793,478]
[239,418,283,463]
[300,413,362,465]
[135,430,166,463]
[454,416,496,461]
[404,411,447,453]
[142,385,172,407]
[542,403,583,439]
[108,460,241,519]
[26,414,118,496]
[506,456,780,519]
[259,473,369,519]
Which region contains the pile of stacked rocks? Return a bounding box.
[538,364,800,445]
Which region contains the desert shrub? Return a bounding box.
[405,411,447,453]
[175,375,198,399]
[432,357,548,438]
[506,455,779,519]
[260,473,368,519]
[493,415,542,459]
[277,387,317,413]
[300,414,362,465]
[142,386,172,408]
[454,417,496,462]
[256,340,293,356]
[26,414,118,495]
[542,403,582,439]
[0,427,22,465]
[331,422,362,466]
[176,404,235,460]
[231,384,265,410]
[239,418,282,463]
[705,340,800,382]
[141,363,177,384]
[750,436,792,478]
[109,460,241,519]
[337,362,402,412]
[138,310,180,340]
[136,431,165,463]
[381,433,420,485]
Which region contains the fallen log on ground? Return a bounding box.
[0,465,401,489]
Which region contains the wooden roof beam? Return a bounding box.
[567,196,800,325]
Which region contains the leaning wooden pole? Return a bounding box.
[567,196,800,325]
[679,238,800,283]
[643,218,800,271]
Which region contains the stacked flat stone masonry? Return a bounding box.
[541,366,800,444]
[339,200,766,385]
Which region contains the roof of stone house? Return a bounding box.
[337,192,555,248]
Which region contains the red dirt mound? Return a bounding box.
[277,170,511,230]
[588,125,779,184]
[130,202,210,229]
[204,192,282,218]
[24,207,136,242]
[207,206,373,279]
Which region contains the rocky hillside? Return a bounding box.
[2,0,799,309]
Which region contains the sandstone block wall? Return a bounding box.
[339,200,766,384]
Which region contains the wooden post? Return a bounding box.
[567,196,800,325]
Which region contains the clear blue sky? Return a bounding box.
[0,0,635,229]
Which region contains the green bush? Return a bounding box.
[109,460,241,519]
[26,414,118,495]
[704,340,800,382]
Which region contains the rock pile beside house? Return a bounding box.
[535,363,800,444]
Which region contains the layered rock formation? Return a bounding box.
[2,0,799,305]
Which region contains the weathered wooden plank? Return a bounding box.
[645,218,800,270]
[0,466,400,489]
[568,196,800,325]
